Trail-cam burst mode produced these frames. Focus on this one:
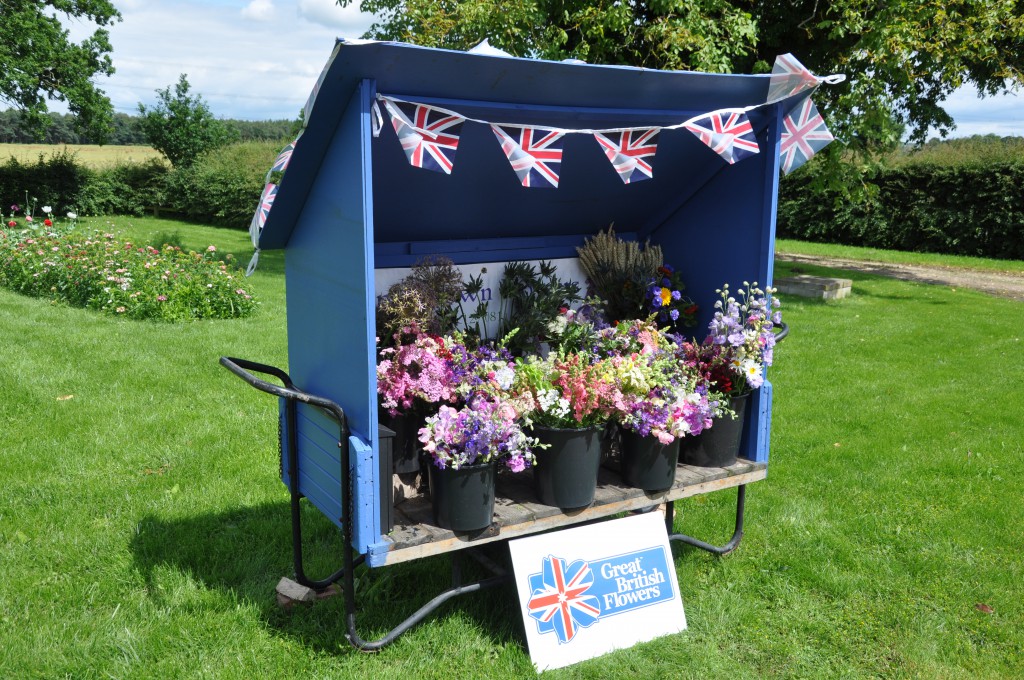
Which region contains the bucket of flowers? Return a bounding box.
[598,319,714,491]
[678,281,781,467]
[513,350,617,509]
[418,393,539,532]
[376,323,460,473]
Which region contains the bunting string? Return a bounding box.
[375,49,842,183]
[247,52,844,272]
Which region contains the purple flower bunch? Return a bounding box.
[645,264,698,327]
[447,339,516,399]
[707,282,780,393]
[612,358,717,444]
[419,394,539,472]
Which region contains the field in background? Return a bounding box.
[0,143,165,168]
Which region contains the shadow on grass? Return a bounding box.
[129,500,523,654]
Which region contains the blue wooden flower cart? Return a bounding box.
[221,39,811,649]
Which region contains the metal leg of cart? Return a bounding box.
[221,357,512,651]
[665,484,746,555]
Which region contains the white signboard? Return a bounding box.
[375,257,587,334]
[508,512,687,672]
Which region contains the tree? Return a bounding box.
[0,0,121,143]
[342,0,1024,163]
[138,74,237,167]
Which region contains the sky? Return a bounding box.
[53,0,1024,137]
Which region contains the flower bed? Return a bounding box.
[0,224,257,321]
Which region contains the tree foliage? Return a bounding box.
[0,0,121,143]
[138,74,237,168]
[344,0,1024,161]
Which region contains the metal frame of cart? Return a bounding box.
[223,39,797,650]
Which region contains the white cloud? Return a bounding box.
[297,0,374,36]
[241,0,275,22]
[931,86,1023,139]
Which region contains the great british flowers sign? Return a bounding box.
[509,512,686,671]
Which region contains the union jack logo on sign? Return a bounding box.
[491,125,565,188]
[593,129,659,184]
[527,555,602,644]
[252,182,278,232]
[767,53,820,103]
[383,99,465,174]
[780,96,834,174]
[684,111,760,164]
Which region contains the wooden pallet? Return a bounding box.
[379,458,767,566]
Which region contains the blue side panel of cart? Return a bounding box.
[257,40,795,562]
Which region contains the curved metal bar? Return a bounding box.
[346,572,511,651]
[220,356,354,590]
[668,485,746,556]
[773,321,790,344]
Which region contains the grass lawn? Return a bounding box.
[0,143,165,169]
[2,217,1022,678]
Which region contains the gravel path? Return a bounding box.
[776,252,1024,302]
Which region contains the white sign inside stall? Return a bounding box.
[374,257,587,335]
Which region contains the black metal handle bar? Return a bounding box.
[773,321,790,344]
[219,357,349,431]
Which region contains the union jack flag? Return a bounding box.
[251,182,278,233]
[527,556,601,644]
[383,99,465,174]
[270,138,298,174]
[593,129,659,184]
[684,111,760,164]
[767,53,820,103]
[491,125,565,188]
[780,96,834,174]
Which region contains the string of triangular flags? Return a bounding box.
[375,54,843,187]
[246,52,843,274]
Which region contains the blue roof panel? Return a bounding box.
[259,40,780,250]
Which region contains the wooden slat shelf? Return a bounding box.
[380,458,767,566]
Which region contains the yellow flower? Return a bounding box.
[659,287,672,306]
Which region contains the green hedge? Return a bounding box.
[0,149,93,217]
[1,141,281,228]
[161,140,280,226]
[778,161,1024,260]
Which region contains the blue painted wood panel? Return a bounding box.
[283,80,383,554]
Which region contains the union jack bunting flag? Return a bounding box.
[491,125,565,188]
[780,96,834,174]
[383,98,465,174]
[593,129,659,184]
[767,53,820,103]
[264,136,300,184]
[527,556,601,644]
[684,111,760,164]
[270,138,297,174]
[251,182,278,233]
[303,43,341,126]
